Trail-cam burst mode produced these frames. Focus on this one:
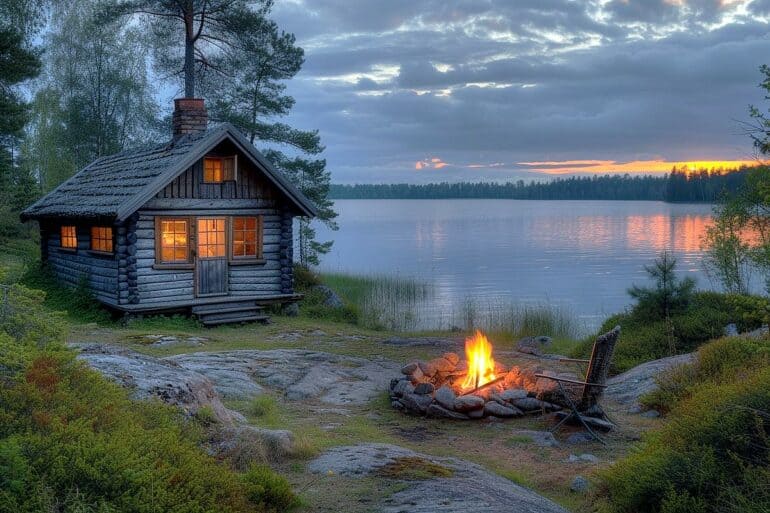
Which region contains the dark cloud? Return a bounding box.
[268,0,766,184]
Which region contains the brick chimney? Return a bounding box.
[172,98,208,138]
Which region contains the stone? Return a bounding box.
[72,343,240,424]
[443,352,459,364]
[641,409,661,418]
[426,404,470,420]
[414,382,435,395]
[312,285,344,308]
[606,352,695,409]
[516,335,553,356]
[401,362,419,375]
[512,397,561,412]
[567,453,599,464]
[434,386,457,410]
[392,379,414,398]
[418,361,438,377]
[566,432,595,445]
[510,429,560,448]
[570,475,590,494]
[742,324,769,339]
[467,408,485,419]
[408,366,425,384]
[400,392,433,414]
[282,302,299,317]
[724,323,739,337]
[483,401,523,418]
[453,395,485,412]
[497,388,528,402]
[430,357,456,373]
[307,443,569,513]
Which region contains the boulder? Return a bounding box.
[442,352,460,366]
[414,382,435,395]
[400,392,433,414]
[495,388,529,402]
[426,404,469,420]
[512,397,561,412]
[312,285,344,308]
[392,379,415,398]
[401,362,419,375]
[418,361,438,377]
[516,335,553,356]
[434,386,457,410]
[570,475,590,494]
[453,395,485,412]
[483,401,523,418]
[429,357,456,373]
[510,429,559,448]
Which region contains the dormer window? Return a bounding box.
[203,156,236,183]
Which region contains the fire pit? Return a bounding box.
[389,331,563,420]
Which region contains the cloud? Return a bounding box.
[268,0,769,184]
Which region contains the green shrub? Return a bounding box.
[0,282,297,513]
[571,292,766,373]
[242,465,300,512]
[249,395,278,419]
[597,364,770,513]
[20,265,112,324]
[293,263,321,290]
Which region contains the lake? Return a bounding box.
[315,200,717,331]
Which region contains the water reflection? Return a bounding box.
[315,200,720,330]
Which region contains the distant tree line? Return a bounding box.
[330,166,759,203]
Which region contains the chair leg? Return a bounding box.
[553,381,606,445]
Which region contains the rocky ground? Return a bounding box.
[70,325,692,513]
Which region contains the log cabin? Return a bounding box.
[21,98,317,325]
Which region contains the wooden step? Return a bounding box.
[193,304,264,316]
[191,300,260,314]
[201,313,270,326]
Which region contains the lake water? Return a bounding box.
[315,200,717,331]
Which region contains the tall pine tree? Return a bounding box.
[109,0,337,265]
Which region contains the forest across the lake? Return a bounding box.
[330,166,759,202]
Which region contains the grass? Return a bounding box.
[374,457,454,480]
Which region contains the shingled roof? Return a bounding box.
[21,123,317,221]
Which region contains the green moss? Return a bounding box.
[375,457,454,480]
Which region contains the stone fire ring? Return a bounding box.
[389,352,563,420]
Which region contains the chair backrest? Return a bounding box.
[579,325,620,411]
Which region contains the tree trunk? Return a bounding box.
[184,1,195,98]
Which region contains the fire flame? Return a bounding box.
[461,330,496,391]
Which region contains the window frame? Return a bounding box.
[153,216,194,270]
[60,225,78,251]
[229,215,264,264]
[89,226,114,255]
[203,155,237,183]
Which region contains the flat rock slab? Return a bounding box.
[380,336,463,348]
[72,343,239,424]
[308,443,568,513]
[606,353,695,408]
[168,349,400,405]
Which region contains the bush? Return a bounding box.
[597,364,770,513]
[571,292,767,373]
[0,282,297,513]
[292,263,321,290]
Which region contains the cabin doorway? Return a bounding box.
[195,217,228,296]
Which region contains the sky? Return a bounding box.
[266,0,770,184]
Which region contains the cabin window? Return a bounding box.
[60,225,77,249]
[159,218,190,263]
[90,226,113,253]
[203,156,236,183]
[231,216,262,260]
[198,218,226,257]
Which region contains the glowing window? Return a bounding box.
[197,218,226,258]
[232,216,261,259]
[90,226,113,253]
[159,219,189,263]
[61,226,77,249]
[203,156,236,183]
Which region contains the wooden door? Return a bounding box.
[196,217,228,296]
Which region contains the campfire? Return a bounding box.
[389,330,563,420]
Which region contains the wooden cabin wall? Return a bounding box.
[42,222,119,306]
[133,151,295,305]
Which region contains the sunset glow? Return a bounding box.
[518,159,759,175]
